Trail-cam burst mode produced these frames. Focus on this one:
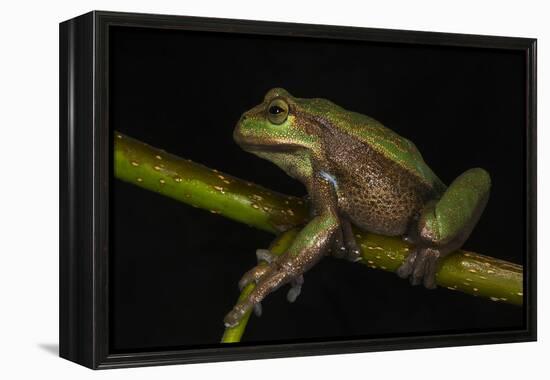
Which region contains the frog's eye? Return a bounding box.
[267,98,289,125]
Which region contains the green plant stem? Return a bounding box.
[114,132,307,234]
[114,131,523,339]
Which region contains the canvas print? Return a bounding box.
[110,26,525,351]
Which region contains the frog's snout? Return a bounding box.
[233,115,247,145]
[238,113,249,124]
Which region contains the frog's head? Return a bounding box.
[236,87,329,163]
[234,88,328,179]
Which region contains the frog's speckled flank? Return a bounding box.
[225,88,491,328]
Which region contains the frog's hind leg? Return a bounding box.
[397,168,491,289]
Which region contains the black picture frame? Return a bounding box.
[59,10,537,369]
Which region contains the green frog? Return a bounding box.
[224,88,491,328]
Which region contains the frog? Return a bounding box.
[224,87,491,328]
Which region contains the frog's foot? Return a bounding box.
[224,265,294,328]
[236,250,277,317]
[239,249,304,317]
[236,248,305,316]
[396,247,440,289]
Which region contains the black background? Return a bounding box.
[110,26,525,352]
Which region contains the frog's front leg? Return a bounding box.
[224,212,339,327]
[224,176,339,328]
[397,168,491,289]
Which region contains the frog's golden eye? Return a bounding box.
[267,98,289,125]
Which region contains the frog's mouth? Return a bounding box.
[233,128,300,153]
[238,141,299,153]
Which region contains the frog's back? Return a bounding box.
[299,97,446,193]
[343,111,445,192]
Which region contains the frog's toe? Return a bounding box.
[410,253,428,286]
[256,249,275,264]
[224,303,250,328]
[286,275,304,303]
[396,249,418,279]
[421,249,439,289]
[238,265,270,290]
[254,303,262,317]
